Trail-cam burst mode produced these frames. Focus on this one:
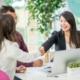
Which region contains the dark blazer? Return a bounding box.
[42,31,80,52]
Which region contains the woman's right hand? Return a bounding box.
[38,46,45,56]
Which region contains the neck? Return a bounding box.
[64,31,70,37]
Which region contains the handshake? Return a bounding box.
[38,46,45,56]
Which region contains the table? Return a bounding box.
[15,63,80,80]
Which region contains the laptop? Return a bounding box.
[41,48,80,75]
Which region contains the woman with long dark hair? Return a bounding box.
[40,11,80,53]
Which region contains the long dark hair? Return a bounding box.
[0,14,16,51]
[59,11,80,48]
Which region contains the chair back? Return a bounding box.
[0,70,10,80]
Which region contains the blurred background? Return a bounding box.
[0,0,80,52]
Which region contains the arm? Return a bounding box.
[17,55,43,67]
[16,31,44,67]
[16,31,33,67]
[6,43,44,62]
[17,61,33,67]
[41,31,58,52]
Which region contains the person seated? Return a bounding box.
[0,5,43,74]
[39,11,80,60]
[0,13,45,80]
[0,70,10,80]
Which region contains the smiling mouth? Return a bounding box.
[62,26,67,29]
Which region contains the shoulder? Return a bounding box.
[51,30,64,39]
[1,39,19,58]
[15,31,23,42]
[16,31,22,37]
[3,39,19,48]
[51,31,60,37]
[51,31,58,35]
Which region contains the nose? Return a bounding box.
[62,21,65,25]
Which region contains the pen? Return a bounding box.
[54,76,58,77]
[47,75,58,77]
[44,66,51,69]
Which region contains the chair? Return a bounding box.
[0,70,10,80]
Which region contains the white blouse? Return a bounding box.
[0,39,41,80]
[66,43,75,50]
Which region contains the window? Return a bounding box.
[4,0,44,52]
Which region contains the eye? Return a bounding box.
[60,20,63,22]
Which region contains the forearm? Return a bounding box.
[23,62,33,67]
[42,42,53,52]
[17,61,33,67]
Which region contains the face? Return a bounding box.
[60,16,71,32]
[7,11,17,24]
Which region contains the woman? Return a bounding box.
[40,11,80,53]
[0,14,44,80]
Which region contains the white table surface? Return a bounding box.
[15,63,80,80]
